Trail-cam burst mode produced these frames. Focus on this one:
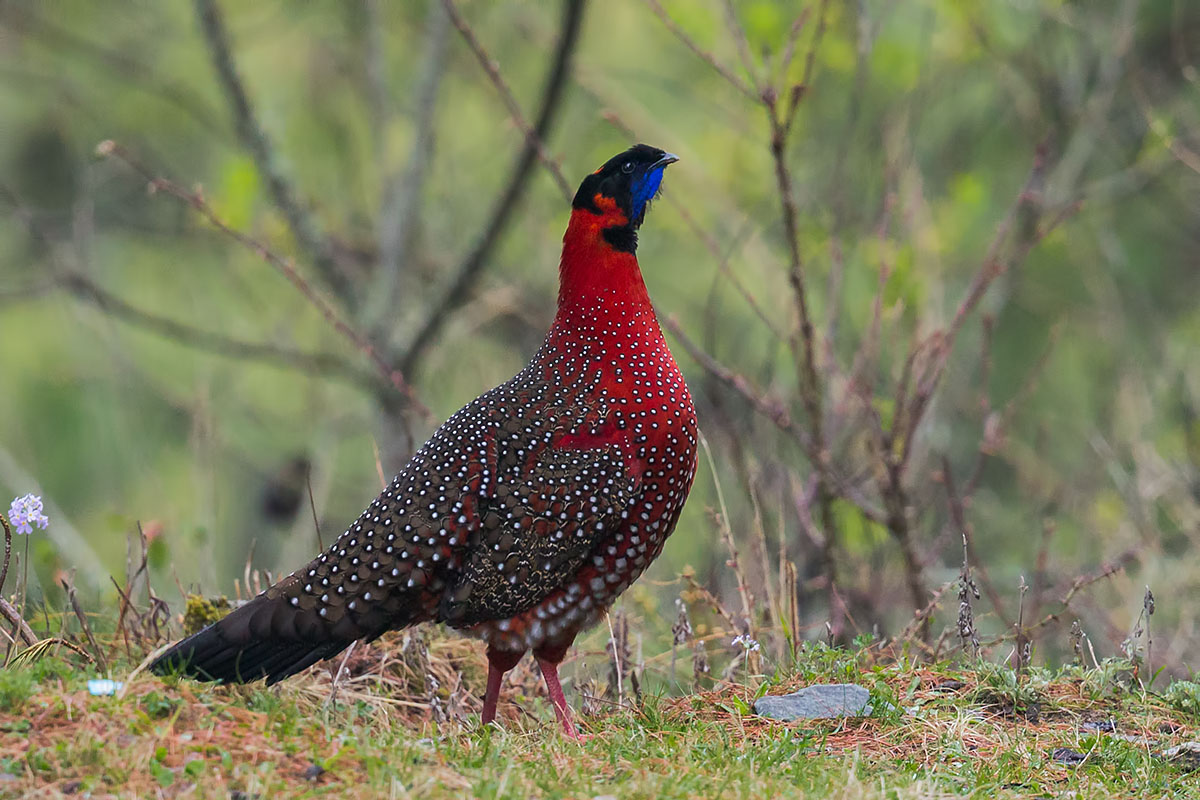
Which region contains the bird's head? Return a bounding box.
[570,144,678,252]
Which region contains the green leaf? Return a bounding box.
[149,759,174,788]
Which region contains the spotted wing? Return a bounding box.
[438,436,640,627]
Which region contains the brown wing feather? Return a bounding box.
[438,436,639,627]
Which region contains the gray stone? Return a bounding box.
[753,683,873,721]
[1160,741,1200,769]
[1112,733,1156,747]
[1052,747,1087,766]
[1080,718,1116,733]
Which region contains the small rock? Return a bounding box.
[753,683,872,721]
[61,780,82,795]
[86,679,123,696]
[1052,747,1087,766]
[302,763,326,781]
[1160,742,1200,770]
[1112,734,1156,747]
[933,680,966,693]
[1080,719,1116,733]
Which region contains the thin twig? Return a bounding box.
[441,0,572,200]
[61,272,382,391]
[327,640,358,708]
[781,0,830,137]
[642,0,757,100]
[664,315,886,522]
[5,10,228,140]
[664,316,809,448]
[760,5,839,623]
[766,94,824,453]
[699,432,754,631]
[61,573,108,674]
[896,579,955,644]
[719,0,760,92]
[598,109,785,341]
[897,146,1060,473]
[98,140,430,420]
[363,0,389,148]
[306,472,323,552]
[971,550,1135,649]
[774,8,813,85]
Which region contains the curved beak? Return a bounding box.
[650,153,679,170]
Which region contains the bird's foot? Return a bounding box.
[560,719,591,742]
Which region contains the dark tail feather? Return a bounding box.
[150,576,358,685]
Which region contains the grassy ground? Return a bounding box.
[1,634,1198,799]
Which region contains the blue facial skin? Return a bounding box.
[630,166,665,224]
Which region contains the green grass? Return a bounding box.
[0,637,1197,798]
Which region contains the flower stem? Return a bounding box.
[0,513,10,596]
[19,536,29,622]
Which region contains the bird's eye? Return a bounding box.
[621,161,634,174]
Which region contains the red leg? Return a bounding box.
[482,647,524,726]
[534,640,583,740]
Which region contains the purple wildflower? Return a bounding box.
[7,494,49,535]
[731,633,761,653]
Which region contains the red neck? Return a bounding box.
[555,205,651,321]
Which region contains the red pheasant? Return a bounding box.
[151,144,698,739]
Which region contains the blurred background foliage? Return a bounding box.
[1,0,1198,677]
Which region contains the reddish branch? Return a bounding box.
[440,0,573,201]
[97,140,431,420]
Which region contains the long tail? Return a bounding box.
[150,573,374,685]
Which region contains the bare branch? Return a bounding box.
[719,0,760,92]
[62,272,381,391]
[664,316,886,522]
[1,9,228,140]
[0,597,37,648]
[643,0,757,99]
[441,0,573,200]
[98,141,431,420]
[363,0,389,147]
[599,109,785,341]
[972,549,1136,649]
[664,315,811,451]
[783,0,830,134]
[366,0,452,335]
[399,0,586,378]
[774,8,813,85]
[766,95,823,445]
[192,0,349,299]
[896,146,1066,473]
[0,513,9,599]
[757,2,838,621]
